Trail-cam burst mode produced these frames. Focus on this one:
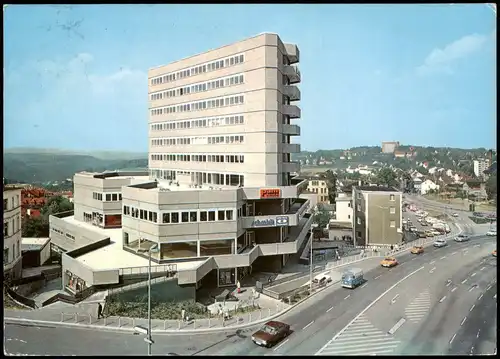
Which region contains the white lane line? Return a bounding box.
[429,267,436,273]
[451,287,457,292]
[469,286,476,292]
[412,257,417,261]
[452,251,457,255]
[361,283,368,289]
[470,304,475,312]
[344,294,351,300]
[461,317,467,326]
[450,333,457,345]
[388,318,406,335]
[430,260,436,265]
[374,275,382,280]
[440,256,446,259]
[303,321,314,330]
[474,244,480,248]
[446,281,452,287]
[462,279,468,284]
[273,338,289,352]
[480,267,486,271]
[477,329,480,338]
[494,294,497,299]
[439,296,447,303]
[487,285,492,291]
[327,306,334,313]
[479,294,484,300]
[391,294,400,304]
[471,272,476,277]
[315,266,425,355]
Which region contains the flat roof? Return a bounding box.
[356,185,400,193]
[140,180,238,193]
[22,237,50,251]
[61,216,203,272]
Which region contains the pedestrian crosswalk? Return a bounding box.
[404,289,431,323]
[316,314,401,355]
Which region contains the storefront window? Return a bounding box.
[200,239,234,257]
[161,242,197,259]
[104,214,122,228]
[65,270,87,293]
[218,268,236,286]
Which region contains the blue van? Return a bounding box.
[341,268,364,289]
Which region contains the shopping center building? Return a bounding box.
[49,33,312,299]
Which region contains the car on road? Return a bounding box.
[380,257,398,268]
[425,230,435,237]
[410,226,417,232]
[452,213,459,217]
[421,221,428,226]
[416,231,427,238]
[487,230,497,236]
[454,234,469,242]
[493,249,497,257]
[433,238,447,248]
[411,246,424,254]
[251,321,290,348]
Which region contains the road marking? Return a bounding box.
[361,283,368,289]
[446,281,452,287]
[388,318,406,335]
[430,260,436,265]
[388,268,393,272]
[450,333,457,345]
[461,317,467,326]
[374,275,382,280]
[462,279,468,284]
[327,306,334,313]
[477,329,480,338]
[411,257,417,261]
[474,244,480,248]
[487,285,492,291]
[469,285,477,292]
[439,296,447,303]
[479,294,484,300]
[316,266,425,355]
[273,338,289,351]
[303,321,314,330]
[391,294,400,304]
[480,267,486,271]
[429,267,436,273]
[494,294,497,299]
[6,338,27,343]
[470,346,474,354]
[344,294,351,300]
[440,256,446,259]
[452,251,457,255]
[470,304,475,312]
[471,272,476,277]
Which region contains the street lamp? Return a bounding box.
[137,243,160,356]
[309,223,319,295]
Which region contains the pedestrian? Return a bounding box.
[390,244,394,252]
[236,280,241,294]
[97,302,103,319]
[181,308,186,322]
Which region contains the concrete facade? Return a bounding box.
[3,186,23,280]
[352,186,403,247]
[307,178,330,204]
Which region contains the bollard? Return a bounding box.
[104,317,107,326]
[74,313,77,323]
[89,314,92,324]
[259,310,262,320]
[288,297,291,305]
[133,318,135,327]
[208,317,211,328]
[118,317,121,328]
[194,320,196,329]
[164,320,166,330]
[268,308,271,317]
[249,312,252,322]
[61,313,64,322]
[178,320,181,330]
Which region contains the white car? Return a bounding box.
[433,239,448,248]
[452,213,459,217]
[486,230,497,236]
[455,234,469,242]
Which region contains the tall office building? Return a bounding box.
[147,32,301,188]
[473,159,490,178]
[3,185,23,281]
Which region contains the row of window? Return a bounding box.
[150,94,245,116]
[150,168,245,187]
[52,227,76,240]
[3,239,21,265]
[151,74,245,101]
[151,135,245,147]
[150,154,245,164]
[3,215,21,237]
[3,194,20,211]
[92,192,123,202]
[123,206,236,224]
[150,54,245,86]
[150,115,245,132]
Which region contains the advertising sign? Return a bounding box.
[260,188,281,199]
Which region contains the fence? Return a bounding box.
[108,275,174,296]
[5,286,37,309]
[118,264,177,277]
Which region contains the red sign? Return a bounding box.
[260,188,281,199]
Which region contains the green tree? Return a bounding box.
[22,216,49,237]
[485,174,497,201]
[41,196,74,220]
[23,196,74,238]
[319,170,338,205]
[312,203,330,229]
[375,168,398,187]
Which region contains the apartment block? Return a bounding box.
[473,159,490,178]
[306,178,330,204]
[4,185,23,281]
[352,186,403,247]
[49,33,312,300]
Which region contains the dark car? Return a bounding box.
[251,321,290,348]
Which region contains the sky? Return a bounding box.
[3,4,496,152]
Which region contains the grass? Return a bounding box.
[4,293,28,310]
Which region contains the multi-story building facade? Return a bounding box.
[352,186,402,247]
[306,178,330,204]
[473,159,490,178]
[4,185,23,281]
[381,141,399,154]
[49,33,312,298]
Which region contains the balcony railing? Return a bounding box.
[284,85,301,101]
[282,104,301,119]
[282,143,301,153]
[284,43,300,64]
[282,124,301,136]
[284,65,301,84]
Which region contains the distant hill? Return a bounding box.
[3,151,148,183]
[4,147,147,160]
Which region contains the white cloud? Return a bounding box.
[417,33,488,76]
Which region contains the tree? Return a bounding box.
[23,196,74,238]
[312,203,330,229]
[319,170,338,205]
[486,174,497,201]
[22,216,49,237]
[375,168,398,187]
[41,196,74,221]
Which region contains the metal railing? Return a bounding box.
[118,264,177,276]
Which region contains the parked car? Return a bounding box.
[452,213,459,217]
[487,230,497,236]
[380,257,398,268]
[433,239,448,248]
[454,234,470,242]
[252,321,290,348]
[411,246,424,254]
[421,222,428,226]
[417,231,427,238]
[425,231,435,237]
[410,226,417,232]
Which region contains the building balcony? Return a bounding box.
[282,161,300,173]
[283,65,301,84]
[283,85,301,101]
[282,104,301,119]
[282,124,301,136]
[240,198,310,229]
[284,43,300,64]
[282,143,301,153]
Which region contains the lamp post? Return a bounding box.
[137,243,159,356]
[309,223,318,295]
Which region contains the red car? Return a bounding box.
[251,321,290,348]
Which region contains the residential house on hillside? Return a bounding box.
[463,180,487,201]
[413,177,423,193]
[21,188,52,218]
[420,179,440,195]
[394,151,406,158]
[306,177,330,204]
